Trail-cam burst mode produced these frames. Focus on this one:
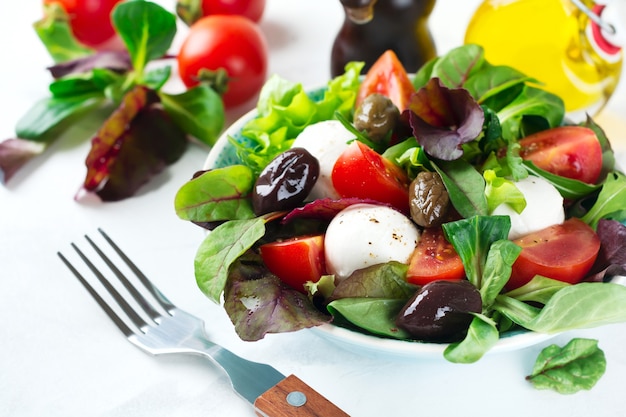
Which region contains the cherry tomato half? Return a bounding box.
[518,126,603,184]
[259,234,326,293]
[177,15,268,108]
[356,49,416,112]
[406,227,465,285]
[202,0,266,22]
[332,141,410,214]
[44,0,123,48]
[507,218,601,290]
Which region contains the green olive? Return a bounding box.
[409,171,449,227]
[353,93,399,143]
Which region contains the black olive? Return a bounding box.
[252,148,320,215]
[409,171,449,228]
[353,93,399,143]
[396,280,482,342]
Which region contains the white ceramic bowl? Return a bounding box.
[202,86,625,359]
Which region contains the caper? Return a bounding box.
[252,148,320,215]
[409,171,449,228]
[353,93,399,143]
[396,280,482,342]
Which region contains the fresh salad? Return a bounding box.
[175,45,626,369]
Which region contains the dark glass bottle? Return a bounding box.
[331,0,437,77]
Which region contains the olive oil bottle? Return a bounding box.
[465,0,624,120]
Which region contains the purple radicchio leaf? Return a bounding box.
[79,86,187,201]
[407,77,484,161]
[224,254,331,341]
[586,219,626,282]
[281,197,388,224]
[0,138,47,183]
[47,50,132,79]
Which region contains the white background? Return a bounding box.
[2,1,626,416]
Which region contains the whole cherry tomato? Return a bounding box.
[202,0,266,22]
[177,15,268,108]
[43,0,123,49]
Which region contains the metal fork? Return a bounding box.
[57,229,349,417]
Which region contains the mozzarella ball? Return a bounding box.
[324,203,420,280]
[492,175,564,240]
[291,120,354,200]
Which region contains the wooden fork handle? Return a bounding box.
[254,374,350,417]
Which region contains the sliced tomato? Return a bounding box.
[518,126,603,184]
[507,218,601,290]
[406,227,465,285]
[356,50,416,112]
[259,234,326,292]
[332,141,410,213]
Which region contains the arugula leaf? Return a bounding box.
[442,215,511,289]
[480,239,521,307]
[111,0,177,79]
[174,165,256,222]
[327,298,411,339]
[414,44,486,89]
[527,338,606,394]
[15,94,106,141]
[582,171,626,228]
[432,160,489,218]
[497,283,626,333]
[497,86,565,140]
[523,161,600,200]
[195,217,267,303]
[49,69,124,98]
[464,65,537,104]
[502,276,570,305]
[33,3,94,63]
[444,314,499,363]
[159,85,225,147]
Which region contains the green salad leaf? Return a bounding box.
[174,165,256,222]
[111,0,177,80]
[232,62,363,175]
[527,338,606,394]
[195,217,267,303]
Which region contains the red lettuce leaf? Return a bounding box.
[586,219,626,282]
[224,254,331,341]
[281,197,390,224]
[0,139,46,183]
[80,86,188,201]
[47,50,132,79]
[407,77,484,160]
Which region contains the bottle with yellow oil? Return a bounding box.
[465,0,624,121]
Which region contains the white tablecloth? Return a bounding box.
[2,1,626,416]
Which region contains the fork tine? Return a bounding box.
[63,241,150,330]
[97,228,176,313]
[58,250,134,337]
[84,233,162,321]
